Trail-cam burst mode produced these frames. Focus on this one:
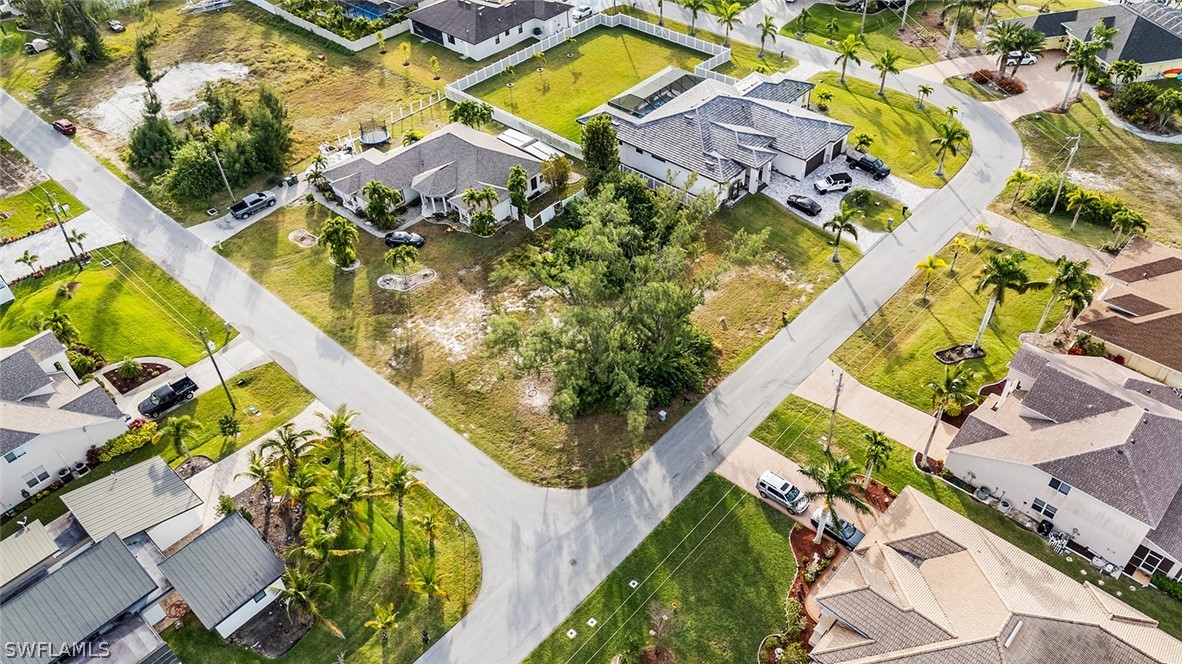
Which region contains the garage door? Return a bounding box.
[804,149,825,175]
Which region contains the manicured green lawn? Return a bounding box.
[944,75,1005,102]
[0,181,87,240]
[0,244,234,366]
[525,473,797,663]
[784,3,944,69]
[1008,97,1182,244]
[988,191,1116,250]
[697,194,859,371]
[810,72,969,188]
[830,236,1063,411]
[0,362,313,537]
[751,394,1182,639]
[842,190,907,233]
[164,436,481,664]
[468,26,707,141]
[993,0,1102,19]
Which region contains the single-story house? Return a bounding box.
[1,332,127,509]
[945,344,1182,582]
[60,456,204,552]
[1018,3,1182,80]
[1070,236,1182,387]
[580,68,852,205]
[321,122,546,226]
[159,513,285,638]
[409,0,571,61]
[0,533,159,664]
[809,487,1182,663]
[0,519,58,597]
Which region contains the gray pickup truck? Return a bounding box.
[229,191,276,219]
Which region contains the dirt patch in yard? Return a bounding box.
[233,483,304,557]
[88,62,250,139]
[0,142,45,197]
[288,228,317,248]
[174,455,214,480]
[398,288,490,362]
[225,601,312,658]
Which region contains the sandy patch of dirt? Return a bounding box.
[87,62,250,139]
[0,147,45,198]
[288,229,318,248]
[520,373,555,412]
[1070,169,1122,193]
[497,285,561,313]
[398,288,489,361]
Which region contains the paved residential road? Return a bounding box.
[1,19,1021,657]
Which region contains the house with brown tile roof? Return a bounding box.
[809,487,1182,663]
[944,344,1182,584]
[1072,236,1182,388]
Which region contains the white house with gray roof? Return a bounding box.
[945,344,1182,582]
[321,122,547,227]
[580,68,852,205]
[409,0,571,61]
[0,332,126,510]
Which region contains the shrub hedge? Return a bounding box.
[98,420,157,462]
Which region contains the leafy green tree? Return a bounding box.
[28,309,79,345]
[581,114,620,192]
[862,431,892,489]
[399,40,411,66]
[507,164,529,224]
[157,415,203,462]
[873,48,902,96]
[1151,89,1182,131]
[915,254,948,303]
[470,209,497,236]
[362,180,402,229]
[834,34,861,84]
[448,100,493,128]
[320,216,359,269]
[930,121,970,178]
[801,452,871,545]
[921,364,978,467]
[19,0,107,69]
[541,154,572,194]
[680,0,707,35]
[365,603,399,643]
[430,55,440,80]
[249,86,292,176]
[713,0,743,46]
[273,567,342,637]
[162,141,222,200]
[1037,257,1096,332]
[823,206,859,263]
[402,129,424,146]
[971,252,1045,350]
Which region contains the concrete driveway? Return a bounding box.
[910,50,1073,121]
[762,162,934,252]
[0,210,124,278]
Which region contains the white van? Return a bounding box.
[756,471,810,514]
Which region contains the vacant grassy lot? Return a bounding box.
[468,27,706,141]
[0,181,87,240]
[0,244,233,366]
[810,72,968,188]
[784,3,944,69]
[165,437,482,664]
[525,473,797,663]
[752,394,1182,639]
[830,236,1063,411]
[697,194,859,372]
[1008,97,1182,245]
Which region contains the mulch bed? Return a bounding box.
[233,483,304,558]
[639,645,676,664]
[102,362,171,394]
[860,478,896,513]
[788,527,828,647]
[934,343,986,365]
[914,452,944,476]
[173,456,213,480]
[226,602,312,658]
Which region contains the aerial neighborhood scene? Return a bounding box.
[3,0,1182,658]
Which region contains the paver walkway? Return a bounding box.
[983,210,1113,275]
[185,399,326,530]
[793,359,958,461]
[0,210,123,278]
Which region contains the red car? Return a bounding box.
[52,119,77,136]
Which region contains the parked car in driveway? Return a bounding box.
[813,172,854,194]
[757,471,811,514]
[384,231,425,248]
[810,508,866,549]
[138,377,198,418]
[107,19,126,32]
[845,148,891,180]
[1005,51,1037,67]
[24,39,51,55]
[785,194,823,216]
[229,191,276,219]
[52,119,77,136]
[572,5,594,19]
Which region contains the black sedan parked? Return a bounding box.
[384,231,425,248]
[785,194,823,217]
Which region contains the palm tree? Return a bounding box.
[972,252,1046,350]
[318,404,363,468]
[1006,169,1037,212]
[973,220,991,248]
[854,133,874,152]
[235,449,274,516]
[947,237,972,273]
[795,7,812,35]
[946,105,959,118]
[800,452,872,545]
[976,0,1015,55]
[920,364,979,467]
[365,603,399,643]
[407,559,450,602]
[825,17,841,44]
[713,1,743,46]
[1055,40,1095,111]
[273,567,342,637]
[915,254,948,303]
[1056,286,1095,331]
[507,164,529,224]
[1037,257,1096,333]
[1008,26,1046,79]
[29,309,80,345]
[261,423,319,481]
[823,206,859,263]
[1110,209,1148,246]
[413,511,442,557]
[834,34,862,84]
[1072,23,1116,100]
[381,453,423,523]
[681,0,707,36]
[862,431,892,490]
[278,461,321,518]
[757,15,777,58]
[916,84,934,109]
[16,249,39,274]
[657,0,665,25]
[157,415,203,463]
[403,129,425,146]
[941,0,972,58]
[315,470,370,531]
[385,245,418,275]
[986,19,1023,76]
[320,216,359,269]
[873,48,902,96]
[930,121,970,178]
[291,512,362,566]
[309,154,328,184]
[361,181,401,229]
[1151,90,1182,132]
[1065,188,1099,231]
[67,228,87,256]
[1109,59,1142,88]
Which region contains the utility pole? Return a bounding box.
[825,371,844,453]
[43,189,81,270]
[198,327,237,414]
[211,150,237,205]
[1049,134,1080,215]
[860,0,870,36]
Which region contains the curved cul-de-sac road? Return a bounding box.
[0,17,1022,662]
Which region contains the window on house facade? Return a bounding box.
[530,175,538,189]
[505,29,510,36]
[518,26,523,34]
[448,35,456,44]
[495,36,501,44]
[253,590,267,602]
[4,446,26,463]
[22,466,49,488]
[1049,477,1071,495]
[1130,545,1175,577]
[1031,498,1057,519]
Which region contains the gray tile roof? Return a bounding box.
[60,383,126,419]
[0,429,38,455]
[323,123,541,200]
[409,0,569,44]
[1106,293,1168,316]
[741,78,814,106]
[1007,344,1051,379]
[160,513,284,630]
[0,348,51,402]
[0,534,157,664]
[61,456,203,541]
[1019,5,1182,65]
[947,416,1007,450]
[1020,367,1131,422]
[21,332,65,363]
[1147,488,1182,570]
[1124,378,1182,411]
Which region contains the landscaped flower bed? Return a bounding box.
[102,362,171,394]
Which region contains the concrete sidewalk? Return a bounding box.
[983,210,1113,275]
[792,359,958,461]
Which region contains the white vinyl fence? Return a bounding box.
[446,13,736,160]
[242,0,410,52]
[522,188,586,231]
